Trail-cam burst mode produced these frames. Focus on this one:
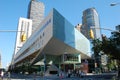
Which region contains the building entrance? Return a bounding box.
[61,64,74,72]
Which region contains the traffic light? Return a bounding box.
[21,33,26,42]
[89,29,94,39]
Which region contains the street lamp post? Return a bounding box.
[90,27,120,34]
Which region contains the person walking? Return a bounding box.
[7,72,11,80]
[59,73,63,79]
[78,70,81,77]
[1,70,4,80]
[68,69,71,78]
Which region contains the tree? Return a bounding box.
[92,31,120,77]
[92,39,102,71]
[102,32,120,78]
[91,32,119,77]
[102,32,120,59]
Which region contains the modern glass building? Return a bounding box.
[28,0,45,33]
[81,8,101,39]
[12,8,91,74]
[81,8,104,72]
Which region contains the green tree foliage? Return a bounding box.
[92,39,102,56]
[102,32,120,60]
[92,31,120,77]
[92,39,102,70]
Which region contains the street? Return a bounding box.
[2,72,117,80]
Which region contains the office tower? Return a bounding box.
[81,8,101,39]
[81,8,102,71]
[14,17,32,54]
[28,0,45,33]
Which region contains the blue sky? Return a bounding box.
[0,0,120,68]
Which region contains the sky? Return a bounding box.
[0,0,120,68]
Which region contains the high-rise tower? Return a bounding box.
[12,0,44,67]
[28,0,45,33]
[11,17,32,67]
[14,17,32,54]
[81,8,101,39]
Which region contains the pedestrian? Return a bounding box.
[59,73,63,79]
[76,70,79,77]
[33,72,36,80]
[68,69,71,78]
[1,70,4,80]
[78,70,81,77]
[7,72,10,80]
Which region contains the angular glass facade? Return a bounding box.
[53,9,90,56]
[51,9,91,72]
[12,8,91,73]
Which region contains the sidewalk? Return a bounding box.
[2,72,116,80]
